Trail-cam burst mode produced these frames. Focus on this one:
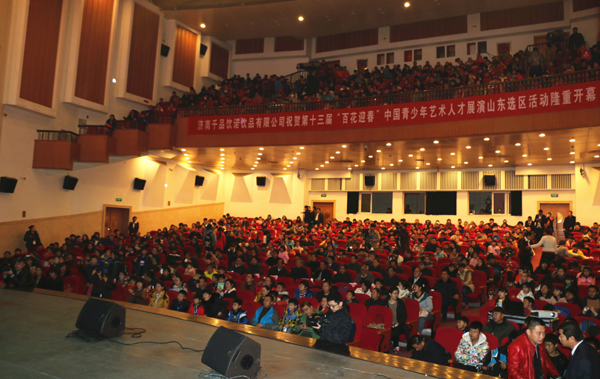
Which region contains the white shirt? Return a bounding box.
[571,340,583,356]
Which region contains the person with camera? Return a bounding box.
[313,291,355,355]
[3,257,34,291]
[294,301,323,338]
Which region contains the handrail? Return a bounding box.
[115,120,147,131]
[78,125,114,136]
[37,130,79,142]
[178,68,600,118]
[147,114,176,125]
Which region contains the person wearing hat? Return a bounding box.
[24,225,42,251]
[483,307,516,344]
[3,257,34,291]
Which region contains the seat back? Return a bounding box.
[365,305,393,327]
[483,331,499,350]
[347,303,368,322]
[434,327,463,357]
[298,297,319,309]
[555,302,581,317]
[355,293,371,305]
[242,301,261,321]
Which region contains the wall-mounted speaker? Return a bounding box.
[200,43,208,57]
[364,175,375,187]
[483,175,496,186]
[201,327,261,379]
[76,298,125,338]
[63,176,78,190]
[160,44,170,57]
[195,175,205,186]
[133,178,146,190]
[0,177,18,193]
[256,177,266,186]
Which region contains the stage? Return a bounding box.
[0,289,490,379]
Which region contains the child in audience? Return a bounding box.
[227,299,248,324]
[188,294,205,316]
[278,298,302,333]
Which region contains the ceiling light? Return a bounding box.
[289,161,294,164]
[293,157,297,160]
[251,168,255,170]
[420,148,425,151]
[342,145,347,148]
[484,137,490,141]
[522,154,528,157]
[220,168,224,170]
[257,157,261,160]
[377,150,382,153]
[539,133,545,137]
[527,163,532,166]
[408,154,413,157]
[220,157,225,160]
[570,151,575,155]
[298,16,304,21]
[570,161,575,164]
[386,143,392,146]
[287,165,290,167]
[253,164,257,167]
[330,156,334,159]
[283,168,287,170]
[437,158,442,161]
[478,156,483,159]
[181,149,186,151]
[325,161,329,164]
[546,158,551,160]
[543,147,549,151]
[200,23,206,28]
[361,160,365,163]
[336,151,340,154]
[315,168,319,170]
[488,164,493,167]
[390,163,394,166]
[220,153,225,156]
[355,164,358,167]
[404,1,410,8]
[348,168,352,170]
[320,164,324,167]
[466,146,471,149]
[296,152,301,155]
[416,167,420,169]
[450,152,455,155]
[464,162,469,164]
[398,159,403,162]
[381,167,385,170]
[299,146,304,149]
[184,153,189,156]
[254,161,258,164]
[368,155,373,158]
[451,166,455,168]
[504,160,509,163]
[495,150,500,154]
[595,155,600,158]
[570,138,576,142]
[515,143,521,146]
[433,140,439,144]
[259,147,264,150]
[112,78,117,83]
[426,163,430,166]
[258,153,262,155]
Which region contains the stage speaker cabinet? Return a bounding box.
[133,178,146,190]
[195,175,205,186]
[201,327,261,379]
[200,43,208,57]
[483,175,496,186]
[0,177,18,193]
[76,298,126,338]
[364,175,375,187]
[160,44,170,57]
[63,176,78,190]
[256,177,266,186]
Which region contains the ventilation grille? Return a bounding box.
[311,178,325,191]
[551,174,571,189]
[345,173,360,191]
[528,175,547,190]
[462,171,479,190]
[400,172,417,190]
[483,170,501,190]
[420,172,437,190]
[328,178,342,191]
[440,171,457,190]
[381,173,397,190]
[505,170,524,190]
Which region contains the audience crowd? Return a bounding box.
[4,205,600,376]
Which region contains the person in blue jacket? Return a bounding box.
[227,299,249,324]
[251,294,280,329]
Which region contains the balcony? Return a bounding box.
[33,130,80,170]
[77,126,115,163]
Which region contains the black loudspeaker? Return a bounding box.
[63,176,78,190]
[195,175,205,186]
[256,177,266,186]
[364,175,375,187]
[0,177,18,193]
[133,178,146,190]
[200,43,208,57]
[483,175,496,186]
[160,44,170,57]
[75,298,126,338]
[201,327,261,379]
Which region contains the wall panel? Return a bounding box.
[19,0,63,108]
[390,16,467,43]
[210,43,229,79]
[235,38,264,54]
[274,36,304,52]
[316,29,378,53]
[573,0,600,12]
[481,2,563,31]
[75,0,114,105]
[126,4,160,100]
[172,26,197,88]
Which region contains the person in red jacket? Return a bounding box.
[507,317,559,379]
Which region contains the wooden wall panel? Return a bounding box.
[172,26,197,88]
[481,2,564,31]
[235,38,264,54]
[75,0,114,105]
[126,4,160,100]
[573,0,600,12]
[274,36,304,52]
[316,29,378,53]
[20,0,63,108]
[390,16,467,43]
[210,43,229,79]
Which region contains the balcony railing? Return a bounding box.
[78,125,114,136]
[147,114,176,124]
[178,68,600,118]
[37,130,79,142]
[115,120,147,130]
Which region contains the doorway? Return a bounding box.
[102,205,131,237]
[538,202,572,240]
[357,59,368,72]
[312,201,335,224]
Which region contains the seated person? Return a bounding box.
[311,261,332,281]
[200,289,228,319]
[295,280,315,299]
[293,301,323,338]
[382,267,400,288]
[169,290,191,312]
[581,285,600,319]
[433,268,460,322]
[364,288,386,309]
[457,316,470,333]
[344,290,359,305]
[226,299,249,324]
[268,258,288,277]
[454,321,489,372]
[278,298,302,333]
[331,264,351,283]
[523,296,537,312]
[318,296,329,313]
[148,281,169,309]
[544,333,569,376]
[354,280,372,297]
[188,294,205,316]
[251,294,280,329]
[289,259,309,281]
[355,265,375,285]
[409,335,450,366]
[411,282,433,334]
[482,307,515,344]
[221,279,237,299]
[275,282,289,298]
[315,281,336,303]
[517,282,535,301]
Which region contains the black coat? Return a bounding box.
[289,266,309,281]
[332,272,352,283]
[170,299,191,313]
[317,307,354,345]
[6,268,35,291]
[565,340,600,379]
[563,215,576,234]
[411,337,450,366]
[24,231,42,250]
[433,278,459,306]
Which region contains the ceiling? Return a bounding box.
[150,125,600,172]
[158,0,561,40]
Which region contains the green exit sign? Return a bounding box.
[116,198,122,202]
[321,194,327,197]
[551,194,558,198]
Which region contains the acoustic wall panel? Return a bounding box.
[126,4,160,100]
[172,26,197,88]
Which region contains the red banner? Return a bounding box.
[187,81,600,135]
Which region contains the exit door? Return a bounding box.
[312,201,335,224]
[103,206,131,237]
[539,202,571,240]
